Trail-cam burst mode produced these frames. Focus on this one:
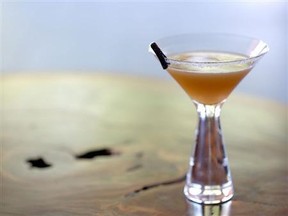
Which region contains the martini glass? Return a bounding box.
[149,33,269,204]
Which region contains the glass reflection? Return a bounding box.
[186,200,232,216]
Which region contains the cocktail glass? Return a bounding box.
[149,33,268,204]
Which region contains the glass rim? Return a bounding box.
[168,53,266,68]
[154,33,269,67]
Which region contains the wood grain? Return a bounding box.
[0,73,287,215]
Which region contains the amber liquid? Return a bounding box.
[167,52,252,105]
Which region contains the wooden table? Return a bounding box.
[0,73,287,215]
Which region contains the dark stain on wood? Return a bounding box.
[26,157,52,169]
[126,164,143,172]
[135,152,144,159]
[126,174,186,197]
[75,148,119,160]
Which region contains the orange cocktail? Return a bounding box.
[149,33,269,204]
[167,52,251,105]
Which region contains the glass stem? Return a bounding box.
[184,102,233,204]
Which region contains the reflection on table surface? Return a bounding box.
[187,201,232,216]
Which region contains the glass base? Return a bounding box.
[184,182,234,204]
